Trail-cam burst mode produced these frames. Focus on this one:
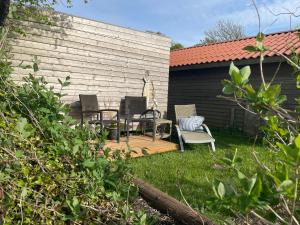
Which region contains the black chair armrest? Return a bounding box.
[99,109,119,113]
[81,110,101,114]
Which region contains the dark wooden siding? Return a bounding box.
[168,62,298,131]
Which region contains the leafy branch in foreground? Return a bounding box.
[0,67,155,224]
[0,1,155,224]
[209,32,300,224]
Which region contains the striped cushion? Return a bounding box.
[178,116,204,131]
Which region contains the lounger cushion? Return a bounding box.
[178,116,204,131]
[181,131,214,143]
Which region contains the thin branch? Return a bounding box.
[264,4,300,17]
[251,0,261,33]
[269,49,300,71]
[259,53,266,88]
[252,151,271,172]
[250,210,274,225]
[267,205,288,224]
[217,95,257,115]
[281,195,300,225]
[290,158,299,225]
[0,147,17,159]
[267,61,282,88]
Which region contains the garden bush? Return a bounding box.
[0,59,154,224]
[0,1,153,224]
[210,31,300,224]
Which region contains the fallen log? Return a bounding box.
[133,177,216,225]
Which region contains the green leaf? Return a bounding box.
[16,118,34,139]
[240,66,251,84]
[72,196,79,208]
[229,62,239,76]
[231,70,242,85]
[256,32,265,42]
[212,183,219,198]
[243,45,259,52]
[15,150,24,158]
[248,174,257,195]
[140,214,147,224]
[217,182,225,199]
[237,170,246,180]
[21,187,28,198]
[239,196,251,213]
[222,84,235,95]
[244,84,256,95]
[268,173,282,187]
[265,85,281,98]
[277,95,287,104]
[295,135,300,149]
[72,145,79,155]
[251,176,262,200]
[228,63,243,85]
[278,180,293,192]
[297,74,300,88]
[277,143,298,160]
[83,159,95,168]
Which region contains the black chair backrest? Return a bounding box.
[125,96,147,116]
[79,94,99,112]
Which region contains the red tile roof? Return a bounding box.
[170,31,300,68]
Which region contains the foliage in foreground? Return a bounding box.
[130,131,272,223]
[0,63,155,224]
[210,32,300,224]
[0,1,157,224]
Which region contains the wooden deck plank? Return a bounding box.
[104,136,178,157]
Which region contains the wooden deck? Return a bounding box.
[104,136,178,158]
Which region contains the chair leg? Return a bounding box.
[117,123,120,143]
[179,136,184,152]
[152,122,156,142]
[126,119,129,141]
[116,112,120,143]
[211,141,216,152]
[80,113,84,126]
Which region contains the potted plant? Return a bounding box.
[107,121,118,140]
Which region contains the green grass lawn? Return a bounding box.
[130,130,274,223]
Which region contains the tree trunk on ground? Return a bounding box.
[0,0,10,27]
[133,177,216,225]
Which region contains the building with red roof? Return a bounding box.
[168,31,299,134]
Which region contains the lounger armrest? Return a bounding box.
[202,123,213,138]
[175,124,185,151]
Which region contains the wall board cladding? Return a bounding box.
[9,12,171,119]
[168,62,298,135]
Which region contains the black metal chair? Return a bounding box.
[79,94,120,142]
[124,96,160,141]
